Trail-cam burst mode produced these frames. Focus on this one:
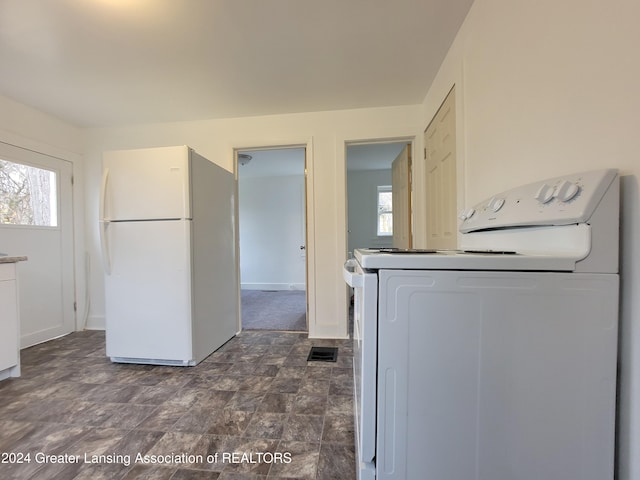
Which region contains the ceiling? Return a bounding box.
[346,142,408,171]
[0,0,474,128]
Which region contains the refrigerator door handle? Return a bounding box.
[100,167,109,221]
[100,221,112,275]
[100,168,112,275]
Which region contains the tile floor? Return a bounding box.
[0,330,356,479]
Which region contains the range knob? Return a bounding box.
[555,180,581,202]
[459,208,476,221]
[488,197,505,212]
[534,183,555,204]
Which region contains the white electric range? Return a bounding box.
[343,168,619,480]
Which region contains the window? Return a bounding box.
[0,159,58,226]
[377,185,392,236]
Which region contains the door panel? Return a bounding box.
[392,144,412,249]
[0,141,74,347]
[425,87,457,249]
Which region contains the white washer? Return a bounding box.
[344,169,619,480]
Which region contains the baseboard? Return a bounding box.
[84,315,105,330]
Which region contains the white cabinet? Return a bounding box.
[0,262,20,380]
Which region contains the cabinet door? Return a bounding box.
[0,276,19,371]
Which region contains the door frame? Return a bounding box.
[0,139,77,347]
[232,139,315,334]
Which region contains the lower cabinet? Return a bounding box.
[0,263,20,379]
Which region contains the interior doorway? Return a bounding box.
[345,140,413,257]
[236,147,308,331]
[345,139,413,334]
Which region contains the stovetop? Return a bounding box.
[372,248,518,255]
[354,247,579,272]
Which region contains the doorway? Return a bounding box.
[236,147,308,331]
[345,140,413,334]
[346,140,412,256]
[0,141,75,347]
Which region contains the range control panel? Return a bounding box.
[460,169,618,233]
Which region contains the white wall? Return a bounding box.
[83,105,422,338]
[239,174,306,290]
[347,169,393,254]
[418,0,640,477]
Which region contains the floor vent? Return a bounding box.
[307,346,338,362]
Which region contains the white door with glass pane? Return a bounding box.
[0,142,75,347]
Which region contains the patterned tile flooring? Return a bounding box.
[0,330,356,479]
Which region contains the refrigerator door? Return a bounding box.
[105,219,193,364]
[102,146,191,221]
[189,151,238,362]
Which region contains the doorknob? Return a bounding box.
[300,246,306,250]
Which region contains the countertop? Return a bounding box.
[0,256,28,264]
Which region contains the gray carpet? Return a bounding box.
[241,289,307,331]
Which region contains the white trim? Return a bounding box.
[337,132,418,339]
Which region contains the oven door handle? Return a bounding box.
[343,259,364,287]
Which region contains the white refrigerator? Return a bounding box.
[100,145,238,366]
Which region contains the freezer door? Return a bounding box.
[102,146,191,221]
[104,220,193,363]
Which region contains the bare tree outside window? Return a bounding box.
[0,159,57,226]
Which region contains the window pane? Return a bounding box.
[378,191,392,214]
[379,212,393,235]
[0,159,58,226]
[377,186,393,236]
